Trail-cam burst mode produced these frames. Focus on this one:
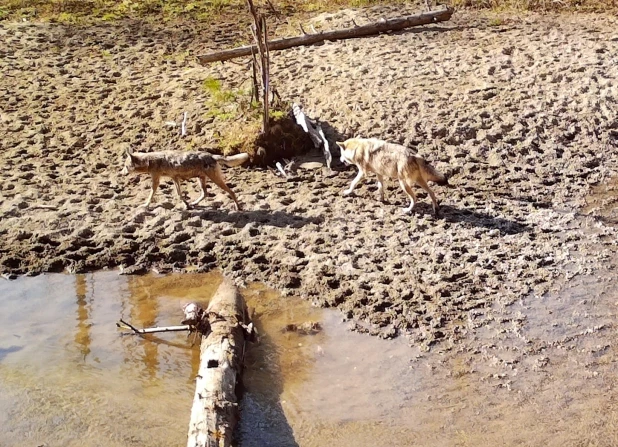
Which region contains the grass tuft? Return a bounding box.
[1,0,615,23]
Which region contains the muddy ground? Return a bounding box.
[1,4,617,348]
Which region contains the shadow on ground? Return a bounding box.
[236,324,300,447]
[441,204,530,235]
[197,209,324,229]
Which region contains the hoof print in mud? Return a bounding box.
[1,8,617,360]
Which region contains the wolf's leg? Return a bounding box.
[172,178,189,208]
[376,174,387,202]
[191,177,207,206]
[207,166,242,211]
[143,175,160,208]
[416,178,440,215]
[343,169,364,196]
[399,179,417,214]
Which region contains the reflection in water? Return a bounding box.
[74,275,92,360]
[0,271,618,447]
[0,272,213,447]
[0,345,22,362]
[127,274,161,381]
[238,283,322,447]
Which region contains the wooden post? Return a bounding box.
[247,0,271,135]
[185,278,251,447]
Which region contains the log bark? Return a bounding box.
[197,8,454,64]
[186,278,250,447]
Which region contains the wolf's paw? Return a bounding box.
[401,207,414,215]
[342,189,354,196]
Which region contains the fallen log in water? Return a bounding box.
[197,7,454,64]
[184,278,253,447]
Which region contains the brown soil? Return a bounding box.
[1,4,617,348]
[252,114,318,166]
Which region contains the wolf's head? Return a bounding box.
[336,140,354,166]
[120,147,146,175]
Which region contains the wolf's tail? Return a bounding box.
[421,160,450,186]
[213,153,250,168]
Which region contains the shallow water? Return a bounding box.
[1,270,618,447]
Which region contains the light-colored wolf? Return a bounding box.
[120,149,249,210]
[337,138,450,215]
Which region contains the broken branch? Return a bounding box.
[275,161,289,178]
[116,319,191,335]
[197,8,454,64]
[292,102,332,169]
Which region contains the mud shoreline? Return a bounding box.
[1,5,617,346]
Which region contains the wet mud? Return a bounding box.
[1,5,617,345]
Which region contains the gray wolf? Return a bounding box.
[120,149,249,210]
[336,138,450,215]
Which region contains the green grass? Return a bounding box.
[202,77,240,103]
[269,110,287,120]
[450,0,615,11]
[201,76,262,149]
[0,0,392,23]
[0,0,242,23]
[196,75,292,155]
[0,0,615,23]
[2,0,615,23]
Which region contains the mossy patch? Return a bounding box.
[200,76,315,165]
[212,103,316,166]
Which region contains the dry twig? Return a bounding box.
[116,319,191,335]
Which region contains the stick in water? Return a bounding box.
[117,319,191,335]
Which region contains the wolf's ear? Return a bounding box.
[125,147,135,159]
[336,141,346,149]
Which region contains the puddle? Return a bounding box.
[1,270,618,446]
[0,272,215,447]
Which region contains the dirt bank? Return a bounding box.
[1,4,617,347]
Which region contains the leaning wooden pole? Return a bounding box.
[184,278,251,447]
[247,0,271,135]
[197,7,454,64]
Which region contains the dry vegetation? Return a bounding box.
[0,0,400,22]
[450,0,616,11]
[0,0,615,23]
